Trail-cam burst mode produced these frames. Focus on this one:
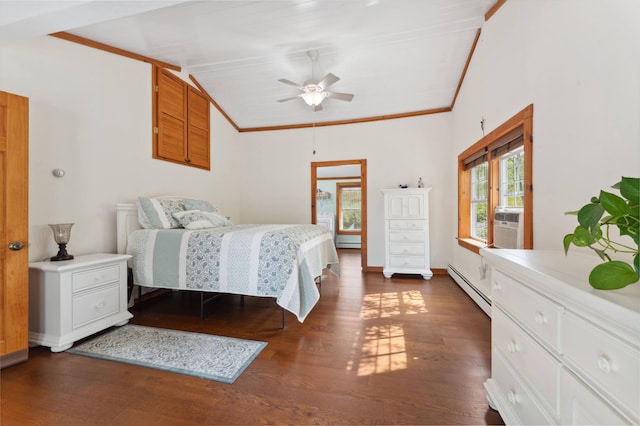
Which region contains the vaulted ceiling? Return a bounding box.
[0,0,499,130]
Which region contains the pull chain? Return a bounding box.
[312,108,317,155]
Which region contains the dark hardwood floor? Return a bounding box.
[1,249,503,425]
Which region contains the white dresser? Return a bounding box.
[481,248,640,425]
[29,253,133,352]
[382,188,432,279]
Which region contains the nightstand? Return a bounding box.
[29,253,133,352]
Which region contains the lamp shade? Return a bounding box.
[49,223,73,244]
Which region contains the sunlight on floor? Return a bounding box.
[347,291,428,376]
[360,290,429,319]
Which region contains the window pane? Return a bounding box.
[470,162,488,241]
[500,148,524,207]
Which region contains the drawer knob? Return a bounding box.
[597,356,612,374]
[94,300,107,310]
[507,340,520,353]
[534,312,547,324]
[507,390,520,404]
[493,282,502,291]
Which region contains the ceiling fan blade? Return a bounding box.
[325,91,354,102]
[278,78,303,89]
[317,73,340,90]
[277,95,301,103]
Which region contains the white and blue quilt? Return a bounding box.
[127,224,339,322]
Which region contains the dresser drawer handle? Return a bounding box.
[534,312,547,324]
[507,390,520,404]
[94,300,107,310]
[507,340,521,354]
[597,356,612,374]
[493,281,502,291]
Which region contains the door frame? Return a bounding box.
[311,159,367,270]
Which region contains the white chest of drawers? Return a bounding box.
[382,188,432,279]
[481,248,640,425]
[29,253,133,352]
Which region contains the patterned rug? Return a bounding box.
[67,325,266,384]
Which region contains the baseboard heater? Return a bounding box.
[447,264,492,317]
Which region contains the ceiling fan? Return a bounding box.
[277,50,354,111]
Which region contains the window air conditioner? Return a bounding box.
[494,207,524,249]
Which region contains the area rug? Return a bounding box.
[67,325,266,384]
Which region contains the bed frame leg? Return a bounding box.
[281,307,286,329]
[200,292,205,321]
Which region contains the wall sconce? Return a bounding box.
[49,223,74,261]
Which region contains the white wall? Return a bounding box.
[239,113,453,268]
[450,0,640,296]
[0,36,242,262]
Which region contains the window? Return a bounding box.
[337,183,361,234]
[458,105,533,253]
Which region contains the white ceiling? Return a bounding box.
[0,0,497,129]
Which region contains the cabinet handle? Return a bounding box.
[597,356,612,374]
[507,340,520,354]
[493,281,501,291]
[507,390,520,404]
[534,311,547,324]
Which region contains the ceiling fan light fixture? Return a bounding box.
[300,87,326,107]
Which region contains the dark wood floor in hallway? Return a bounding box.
[1,249,503,425]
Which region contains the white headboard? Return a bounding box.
[116,196,187,254]
[116,203,141,254]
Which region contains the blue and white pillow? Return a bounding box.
[184,198,217,213]
[136,197,184,229]
[172,210,233,229]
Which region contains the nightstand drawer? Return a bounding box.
[73,284,120,328]
[72,264,120,292]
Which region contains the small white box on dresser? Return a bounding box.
[481,248,640,425]
[29,253,133,352]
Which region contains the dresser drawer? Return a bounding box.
[389,255,425,268]
[389,243,424,256]
[493,307,561,415]
[389,231,424,243]
[72,264,120,292]
[493,350,555,425]
[389,220,425,231]
[72,285,120,328]
[492,270,562,352]
[563,310,640,419]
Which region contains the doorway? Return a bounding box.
[311,159,367,270]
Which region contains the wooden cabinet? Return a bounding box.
[382,188,432,279]
[28,254,133,352]
[481,248,639,425]
[0,91,29,368]
[154,66,210,170]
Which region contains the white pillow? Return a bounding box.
[203,211,233,227]
[172,210,216,230]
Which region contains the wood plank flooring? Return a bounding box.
[1,249,503,425]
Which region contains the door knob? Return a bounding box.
[9,241,24,251]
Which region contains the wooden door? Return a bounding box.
[0,91,29,368]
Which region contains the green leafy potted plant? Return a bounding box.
[563,176,639,290]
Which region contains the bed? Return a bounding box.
[116,196,339,324]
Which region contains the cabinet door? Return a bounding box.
[387,193,424,219]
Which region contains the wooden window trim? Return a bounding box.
[458,104,534,254]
